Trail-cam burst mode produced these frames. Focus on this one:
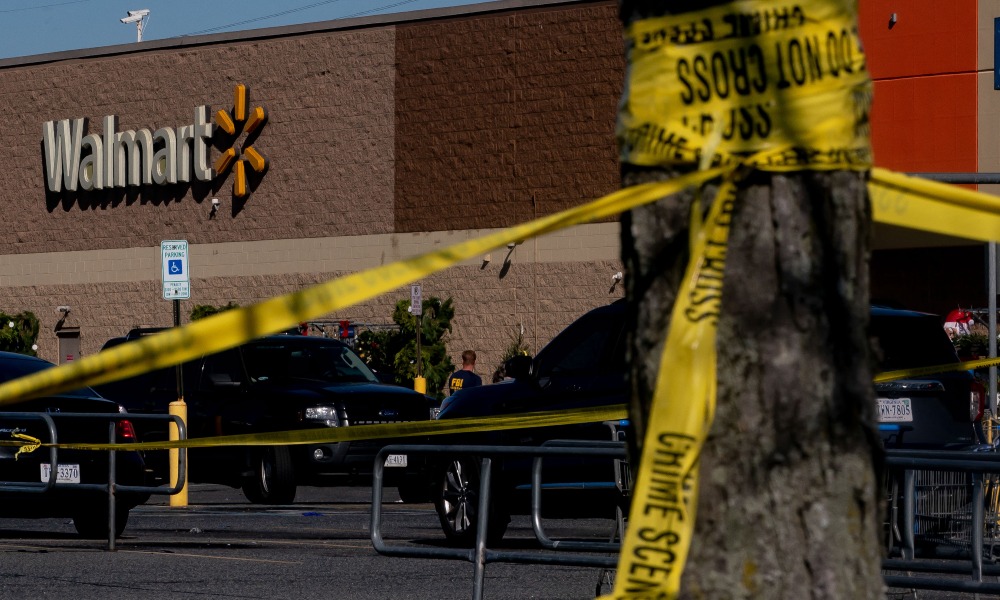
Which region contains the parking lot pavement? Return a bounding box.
[0,484,620,600]
[5,484,977,599]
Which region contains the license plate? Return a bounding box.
[384,454,407,468]
[877,398,913,423]
[40,463,81,484]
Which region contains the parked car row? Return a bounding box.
[0,301,986,543]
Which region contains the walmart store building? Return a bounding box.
[0,0,996,369]
[0,0,625,369]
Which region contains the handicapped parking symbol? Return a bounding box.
[168,259,183,275]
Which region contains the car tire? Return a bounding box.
[73,503,130,539]
[242,446,297,504]
[433,456,509,545]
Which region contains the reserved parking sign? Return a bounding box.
[161,240,190,300]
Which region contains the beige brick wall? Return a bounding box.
[0,256,624,377]
[0,222,623,371]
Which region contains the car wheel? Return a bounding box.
[73,503,130,539]
[242,446,297,504]
[433,457,509,545]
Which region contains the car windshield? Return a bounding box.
[242,340,379,384]
[0,355,96,397]
[533,306,625,378]
[871,313,961,371]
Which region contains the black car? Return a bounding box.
[94,330,438,504]
[0,351,147,538]
[419,302,986,545]
[871,305,986,449]
[424,300,629,544]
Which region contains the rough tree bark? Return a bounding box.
[618,2,886,598]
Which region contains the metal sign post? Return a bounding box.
[161,240,189,506]
[411,284,425,394]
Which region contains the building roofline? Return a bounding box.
[0,0,598,69]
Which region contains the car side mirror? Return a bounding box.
[503,355,533,381]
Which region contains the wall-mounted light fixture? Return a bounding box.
[609,271,624,294]
[503,241,522,263]
[54,305,71,332]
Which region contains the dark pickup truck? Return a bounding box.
[94,329,438,504]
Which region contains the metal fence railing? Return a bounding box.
[370,442,627,600]
[0,412,187,551]
[883,448,1000,594]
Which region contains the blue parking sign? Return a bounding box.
[161,239,190,300]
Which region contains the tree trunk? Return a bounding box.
[618,4,885,596]
[623,169,884,600]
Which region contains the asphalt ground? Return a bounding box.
[0,484,620,600]
[0,482,994,599]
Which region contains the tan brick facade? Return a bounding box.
[0,0,625,375]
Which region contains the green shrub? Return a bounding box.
[0,311,40,356]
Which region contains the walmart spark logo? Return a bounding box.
[213,84,268,198]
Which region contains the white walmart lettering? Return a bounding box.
[43,106,214,193]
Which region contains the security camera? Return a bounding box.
[56,305,70,314]
[128,9,150,17]
[612,272,623,282]
[211,198,220,207]
[120,14,143,23]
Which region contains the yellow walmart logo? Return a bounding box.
[213,84,268,198]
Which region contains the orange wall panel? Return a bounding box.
[870,75,977,173]
[859,0,976,79]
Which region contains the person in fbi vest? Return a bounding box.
[446,350,482,396]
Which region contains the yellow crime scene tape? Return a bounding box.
[604,1,874,597]
[0,166,725,407]
[0,0,998,597]
[0,404,628,452]
[875,356,1000,384]
[604,0,1000,597]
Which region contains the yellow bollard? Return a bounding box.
[413,376,426,395]
[168,399,188,507]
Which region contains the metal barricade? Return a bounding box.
[531,423,631,595]
[370,442,626,600]
[883,449,1000,594]
[0,411,186,551]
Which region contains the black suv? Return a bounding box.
[419,302,984,544]
[871,305,986,449]
[0,351,147,538]
[94,330,438,504]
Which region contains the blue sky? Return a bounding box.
[0,0,492,60]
